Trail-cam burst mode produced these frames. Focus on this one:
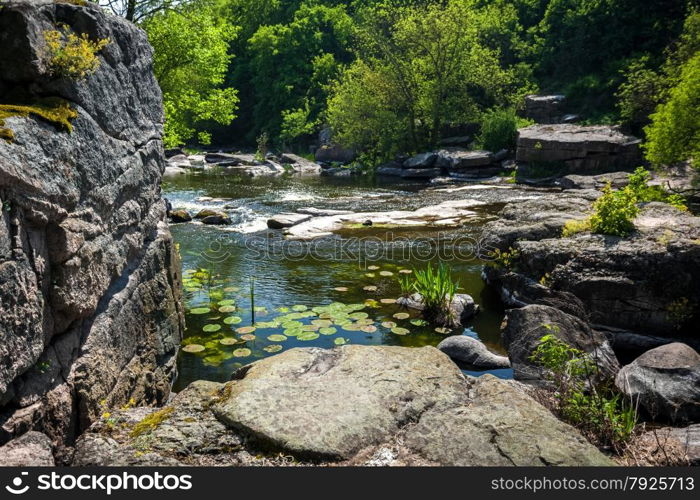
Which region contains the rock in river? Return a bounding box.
[615,343,700,424]
[169,209,192,223]
[396,292,479,327]
[501,304,620,382]
[437,336,510,369]
[267,213,312,229]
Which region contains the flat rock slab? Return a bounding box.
[405,375,613,466]
[296,207,354,216]
[517,124,641,172]
[284,199,485,240]
[213,346,468,459]
[267,213,313,229]
[439,149,495,170]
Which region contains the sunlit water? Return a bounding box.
[163,171,548,390]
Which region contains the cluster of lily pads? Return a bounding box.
[179,265,454,368]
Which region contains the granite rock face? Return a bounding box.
[615,343,700,424]
[522,95,566,124]
[517,124,641,173]
[0,0,184,452]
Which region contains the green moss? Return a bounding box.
[129,407,174,438]
[55,0,87,5]
[562,218,592,237]
[0,98,77,142]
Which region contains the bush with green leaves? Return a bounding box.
[531,330,637,450]
[477,108,531,152]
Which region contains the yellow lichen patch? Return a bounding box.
[0,98,77,142]
[561,218,592,238]
[55,0,87,5]
[129,407,174,438]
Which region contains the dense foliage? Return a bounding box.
[115,0,698,166]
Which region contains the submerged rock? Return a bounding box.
[0,431,55,466]
[437,336,510,369]
[201,214,231,225]
[501,304,620,382]
[615,343,700,424]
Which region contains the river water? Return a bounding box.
[163,171,547,390]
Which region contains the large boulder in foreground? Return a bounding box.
[404,375,612,466]
[0,1,184,448]
[501,305,620,382]
[517,124,641,173]
[73,346,611,466]
[212,346,467,459]
[0,431,55,466]
[615,343,700,424]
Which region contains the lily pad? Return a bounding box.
[240,334,256,341]
[365,273,376,278]
[283,328,302,337]
[393,312,410,320]
[218,305,237,313]
[233,348,252,358]
[398,269,413,274]
[202,324,221,333]
[218,299,236,306]
[367,265,380,271]
[361,325,378,333]
[364,299,380,308]
[334,337,348,345]
[223,316,242,325]
[190,307,211,315]
[319,327,337,335]
[182,344,205,353]
[391,327,410,336]
[267,334,287,342]
[356,318,374,326]
[379,271,394,276]
[342,323,362,332]
[276,307,290,313]
[363,285,378,292]
[263,345,283,353]
[254,306,267,313]
[297,331,319,341]
[302,324,320,332]
[334,287,348,292]
[434,327,452,334]
[380,298,397,304]
[410,319,428,326]
[219,338,239,346]
[235,326,257,334]
[292,305,308,312]
[223,286,240,293]
[349,312,369,320]
[255,321,280,329]
[312,319,333,328]
[381,321,397,329]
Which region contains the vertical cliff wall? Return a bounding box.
[0,0,184,454]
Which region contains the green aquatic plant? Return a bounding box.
[249,276,255,324]
[412,262,460,324]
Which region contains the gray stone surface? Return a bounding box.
[213,346,468,459]
[267,213,312,229]
[404,152,438,169]
[615,343,700,424]
[523,94,566,124]
[0,1,184,448]
[0,431,55,466]
[502,305,620,382]
[396,293,479,327]
[437,336,510,369]
[517,124,642,173]
[404,375,613,466]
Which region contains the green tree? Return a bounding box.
[327,0,531,162]
[644,53,700,166]
[143,3,239,146]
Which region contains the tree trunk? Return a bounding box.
[126,0,137,22]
